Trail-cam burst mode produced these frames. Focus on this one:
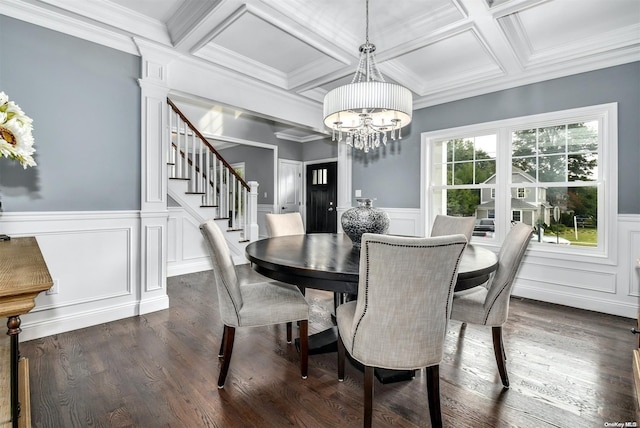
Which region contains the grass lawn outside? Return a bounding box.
[555,226,598,247]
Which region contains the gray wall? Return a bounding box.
[303,137,337,161]
[0,16,141,211]
[353,62,640,213]
[218,145,275,204]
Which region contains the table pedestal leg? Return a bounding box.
[7,316,21,428]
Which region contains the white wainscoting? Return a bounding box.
[0,211,163,341]
[166,205,268,277]
[168,205,418,277]
[5,208,637,342]
[379,207,424,237]
[167,208,212,277]
[510,214,640,319]
[376,208,638,318]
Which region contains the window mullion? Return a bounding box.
[496,127,511,241]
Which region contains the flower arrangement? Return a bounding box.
[0,91,36,168]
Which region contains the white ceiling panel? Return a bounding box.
[517,0,640,51]
[392,28,503,94]
[5,0,639,140]
[208,11,326,73]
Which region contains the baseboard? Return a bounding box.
[19,301,141,342]
[512,284,637,319]
[138,295,170,315]
[168,259,212,277]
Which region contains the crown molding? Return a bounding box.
[168,55,325,132]
[193,43,289,89]
[413,49,640,109]
[167,0,224,48]
[274,131,327,143]
[0,0,139,55]
[37,0,171,45]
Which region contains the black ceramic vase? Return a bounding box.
[341,198,390,248]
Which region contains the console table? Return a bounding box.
[0,237,53,428]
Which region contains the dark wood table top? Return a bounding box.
[245,233,498,295]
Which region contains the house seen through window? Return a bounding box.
[423,104,616,255]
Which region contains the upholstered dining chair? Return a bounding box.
[450,222,532,388]
[430,214,476,242]
[265,212,305,237]
[199,219,309,388]
[337,233,468,428]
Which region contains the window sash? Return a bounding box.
[422,103,617,261]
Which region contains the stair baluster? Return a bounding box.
[166,98,257,243]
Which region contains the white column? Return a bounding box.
[246,181,259,242]
[135,39,173,314]
[337,141,353,233]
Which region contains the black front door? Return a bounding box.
[306,162,337,233]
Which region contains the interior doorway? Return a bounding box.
[278,159,302,215]
[305,161,337,233]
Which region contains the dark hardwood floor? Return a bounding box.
[21,266,639,427]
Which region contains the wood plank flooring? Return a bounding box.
[20,266,640,427]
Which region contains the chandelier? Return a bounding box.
[322,0,413,153]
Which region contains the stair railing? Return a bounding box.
[167,98,258,241]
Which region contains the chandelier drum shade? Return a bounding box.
[323,0,413,153]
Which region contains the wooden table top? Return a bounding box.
[0,237,53,318]
[245,233,498,295]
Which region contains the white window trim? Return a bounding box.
[420,103,618,265]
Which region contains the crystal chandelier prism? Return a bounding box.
[323,0,413,153]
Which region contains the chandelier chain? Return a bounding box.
[322,0,413,153]
[365,0,369,45]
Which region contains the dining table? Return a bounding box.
[245,233,499,383]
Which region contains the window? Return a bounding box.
[312,168,328,185]
[422,104,617,257]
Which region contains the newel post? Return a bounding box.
[246,181,259,242]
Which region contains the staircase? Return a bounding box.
[166,98,259,261]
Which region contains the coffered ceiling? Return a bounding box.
[3,0,639,141]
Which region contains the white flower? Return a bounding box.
[0,92,36,168]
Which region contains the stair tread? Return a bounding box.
[200,205,219,208]
[185,192,205,195]
[169,177,190,181]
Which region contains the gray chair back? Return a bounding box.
[199,220,243,326]
[265,212,305,237]
[348,233,467,369]
[482,222,532,325]
[430,214,476,242]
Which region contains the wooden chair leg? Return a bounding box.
[364,366,374,428]
[426,365,443,428]
[218,326,235,388]
[299,320,308,379]
[492,326,509,388]
[337,331,345,381]
[218,327,226,358]
[286,322,292,343]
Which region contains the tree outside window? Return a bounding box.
[425,105,612,253]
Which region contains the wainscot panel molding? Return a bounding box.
[0,211,170,341]
[167,207,252,277]
[257,204,274,240]
[511,214,640,319]
[379,207,423,237]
